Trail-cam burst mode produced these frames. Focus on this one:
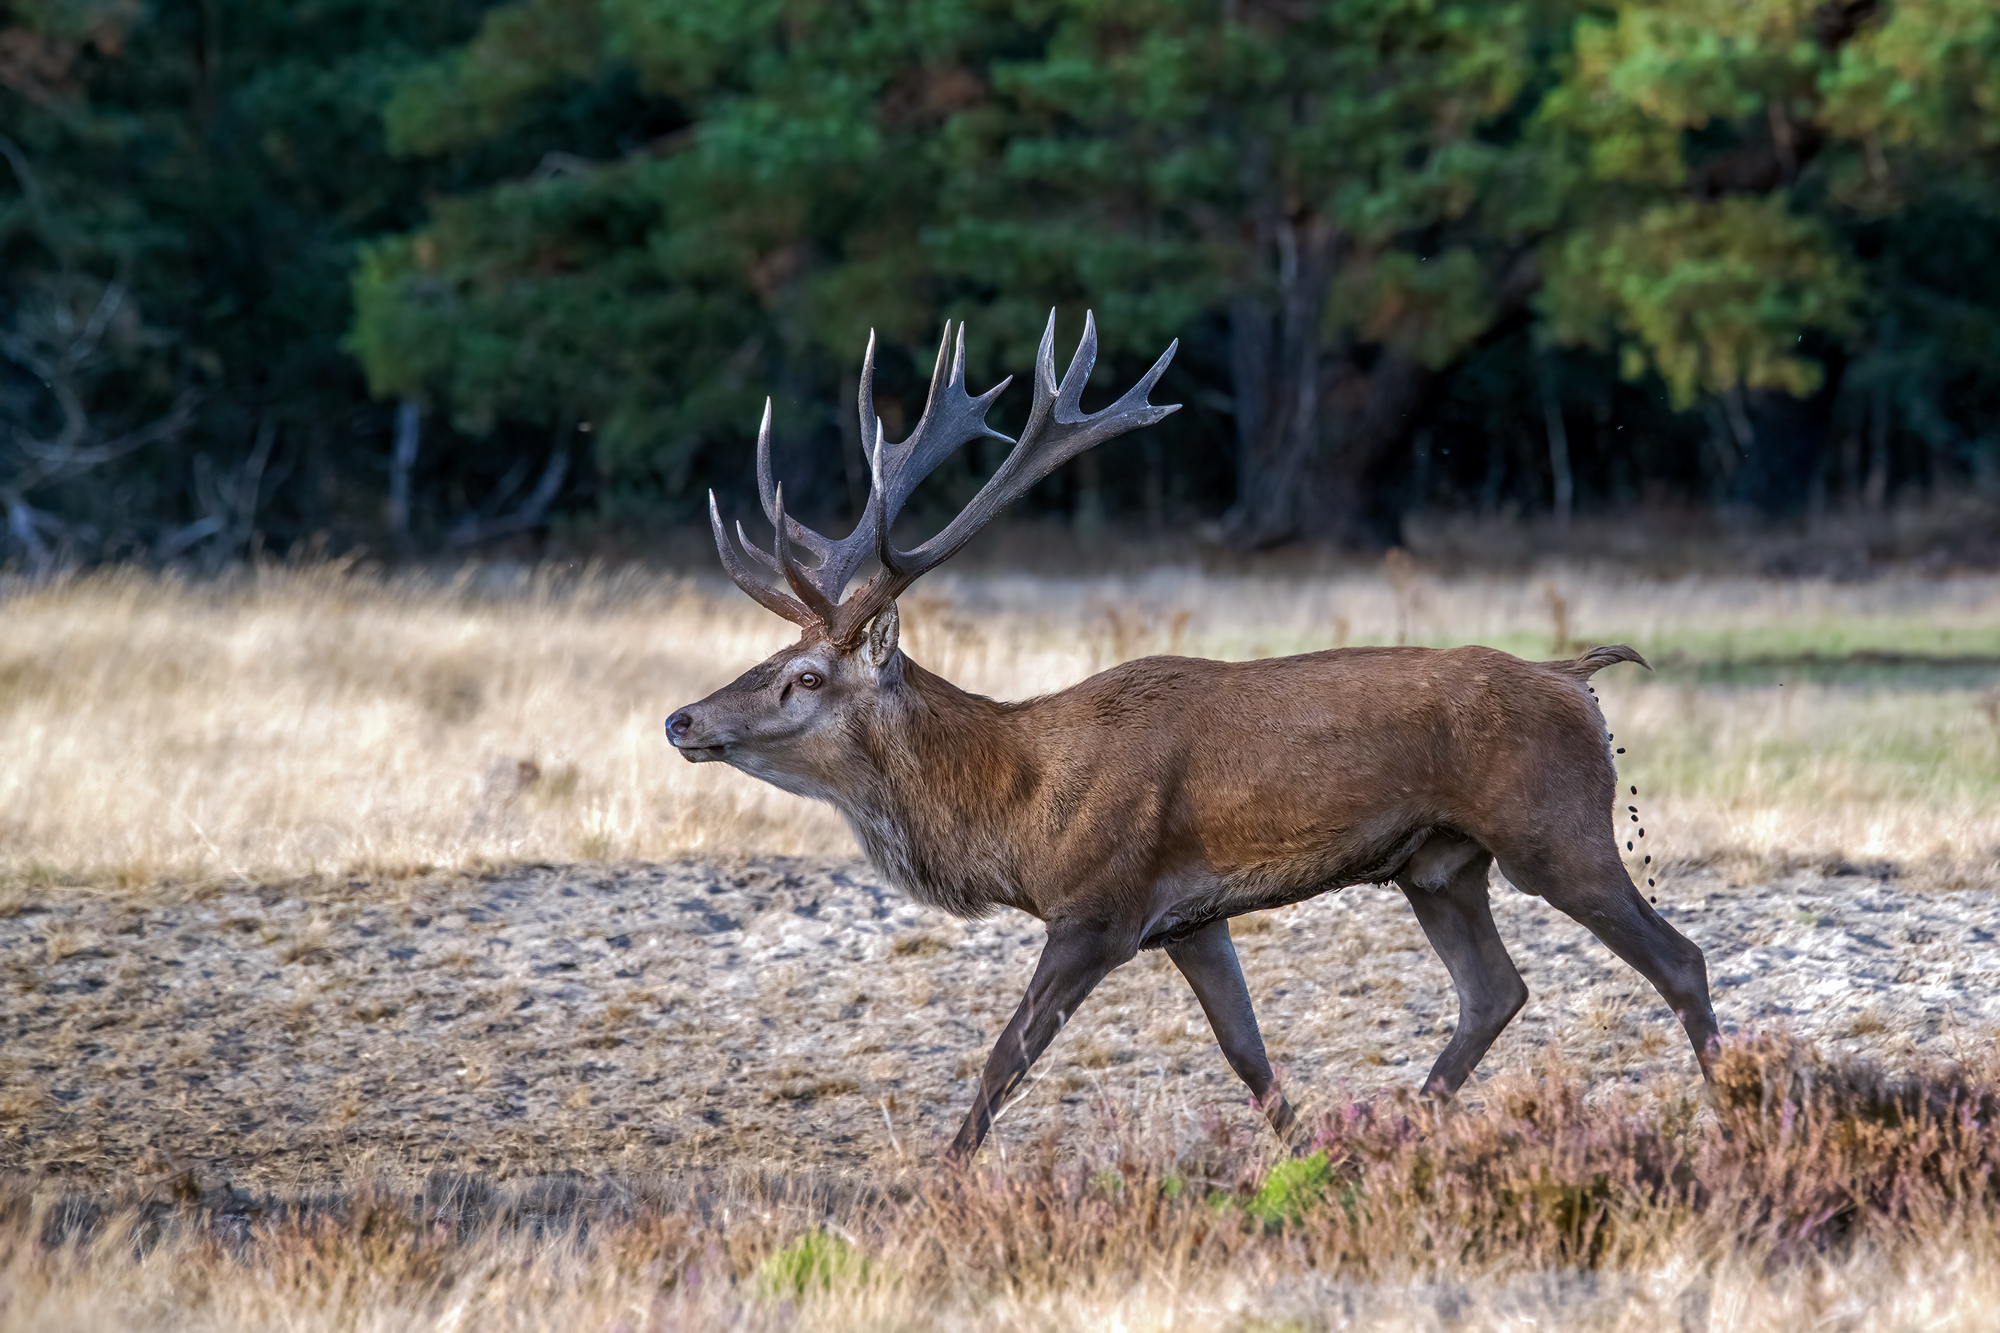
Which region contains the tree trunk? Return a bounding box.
[388,397,420,549]
[1538,358,1573,539]
[1221,216,1336,548]
[1303,348,1434,545]
[1221,218,1434,548]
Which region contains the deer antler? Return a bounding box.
[712,312,1179,645]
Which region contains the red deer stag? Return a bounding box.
[666,313,1718,1161]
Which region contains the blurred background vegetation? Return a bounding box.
[2,0,1996,575]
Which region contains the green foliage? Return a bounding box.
[947,0,1544,360]
[384,0,605,157]
[1545,0,1823,185]
[347,155,753,473]
[1332,247,1502,373]
[349,0,1562,516]
[1536,0,1865,406]
[1243,1150,1335,1230]
[1542,196,1860,408]
[1822,0,2000,166]
[755,1230,868,1300]
[353,0,1015,494]
[7,0,2000,567]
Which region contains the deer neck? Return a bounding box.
[834,657,1038,919]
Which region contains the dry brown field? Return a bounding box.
[3,558,1999,1329]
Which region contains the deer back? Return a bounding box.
[834,643,1620,938]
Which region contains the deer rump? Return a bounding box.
[665,313,1717,1161]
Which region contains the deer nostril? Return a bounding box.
[666,711,693,742]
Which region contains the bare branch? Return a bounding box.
[0,136,59,248]
[141,415,274,567]
[448,440,570,547]
[3,490,53,579]
[153,515,225,563]
[9,386,199,483]
[60,281,126,374]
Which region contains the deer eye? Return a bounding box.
[796,671,823,690]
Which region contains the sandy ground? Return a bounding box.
[4,856,1998,1187]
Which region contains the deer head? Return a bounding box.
[665,312,1178,794]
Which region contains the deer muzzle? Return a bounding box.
[665,708,729,763]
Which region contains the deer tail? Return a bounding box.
[1549,643,1650,679]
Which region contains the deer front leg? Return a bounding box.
[945,923,1134,1162]
[1165,920,1298,1139]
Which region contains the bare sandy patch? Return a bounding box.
[5,855,1995,1185]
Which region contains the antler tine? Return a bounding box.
[736,405,785,576]
[719,322,999,634]
[755,399,780,526]
[829,330,886,578]
[856,329,878,452]
[921,319,952,419]
[867,415,904,579]
[1054,309,1100,418]
[735,519,781,573]
[752,398,835,565]
[829,311,1178,641]
[707,490,817,629]
[772,482,839,625]
[945,308,1179,523]
[870,321,1014,524]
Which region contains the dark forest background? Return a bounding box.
[3,0,1997,576]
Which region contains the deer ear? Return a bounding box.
[863,602,900,669]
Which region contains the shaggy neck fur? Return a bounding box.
[830,656,1040,919]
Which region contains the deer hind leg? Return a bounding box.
[1396,836,1527,1096]
[1166,919,1299,1140]
[945,923,1135,1163]
[1497,837,1720,1079]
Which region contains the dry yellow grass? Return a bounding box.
[3,558,1997,891]
[17,1221,2000,1332]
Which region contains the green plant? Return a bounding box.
[1243,1151,1334,1231]
[755,1230,868,1301]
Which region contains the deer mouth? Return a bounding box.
[676,743,727,763]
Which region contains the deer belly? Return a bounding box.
[1139,823,1438,948]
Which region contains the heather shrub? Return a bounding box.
[9,1037,2000,1329]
